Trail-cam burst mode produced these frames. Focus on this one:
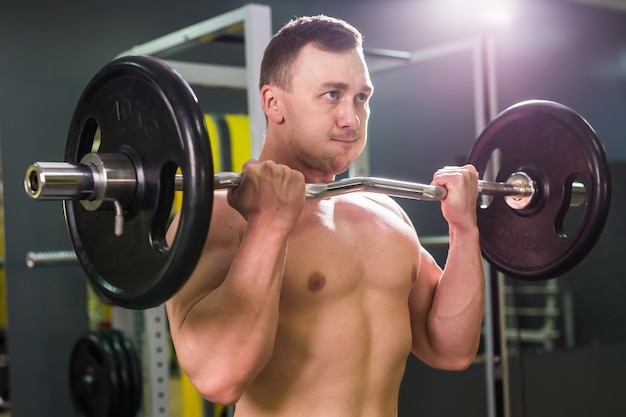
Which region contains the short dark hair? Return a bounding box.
[259,15,364,91]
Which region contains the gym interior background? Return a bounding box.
[1,0,626,416]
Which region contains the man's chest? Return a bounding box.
[279,195,419,304]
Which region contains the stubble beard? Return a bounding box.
[291,141,354,177]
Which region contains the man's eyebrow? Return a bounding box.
[319,82,349,91]
[319,82,373,94]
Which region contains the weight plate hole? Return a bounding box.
[78,117,101,156]
[150,162,178,254]
[556,174,588,239]
[479,147,503,209]
[91,124,102,153]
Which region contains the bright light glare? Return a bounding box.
[437,0,515,28]
[481,7,513,26]
[477,0,514,26]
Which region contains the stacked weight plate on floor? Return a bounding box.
[69,329,142,417]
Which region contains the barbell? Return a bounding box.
[23,55,611,309]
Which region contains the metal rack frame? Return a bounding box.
[117,3,272,159]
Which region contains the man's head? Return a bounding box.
[259,15,364,92]
[258,15,373,181]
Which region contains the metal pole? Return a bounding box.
[480,33,512,417]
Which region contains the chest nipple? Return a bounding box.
[307,271,327,292]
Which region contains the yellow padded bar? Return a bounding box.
[205,114,223,173]
[172,114,222,217]
[223,114,251,171]
[181,372,203,417]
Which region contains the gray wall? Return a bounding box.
[1,0,625,416]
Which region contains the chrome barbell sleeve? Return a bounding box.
[25,162,95,200]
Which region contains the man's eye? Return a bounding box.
[357,93,368,102]
[325,91,339,100]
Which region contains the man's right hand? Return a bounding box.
[227,159,306,231]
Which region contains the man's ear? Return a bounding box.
[261,85,285,124]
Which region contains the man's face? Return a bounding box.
[279,44,374,176]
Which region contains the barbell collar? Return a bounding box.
[502,172,536,210]
[78,153,137,212]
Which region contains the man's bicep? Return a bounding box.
[408,246,442,357]
[166,196,242,329]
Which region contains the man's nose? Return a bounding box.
[336,101,361,130]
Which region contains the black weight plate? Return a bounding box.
[466,100,611,279]
[122,334,143,417]
[63,55,214,309]
[110,330,143,417]
[69,331,122,417]
[105,330,131,417]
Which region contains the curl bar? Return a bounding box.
[25,157,551,207]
